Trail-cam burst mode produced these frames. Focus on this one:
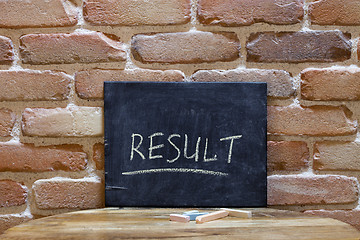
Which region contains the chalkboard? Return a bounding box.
[104,82,267,207]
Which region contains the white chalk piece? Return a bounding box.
[220,208,252,218]
[195,210,229,224]
[170,214,190,223]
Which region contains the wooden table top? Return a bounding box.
[1,208,360,240]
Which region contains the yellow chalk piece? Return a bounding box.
[220,208,252,218]
[195,210,229,224]
[170,214,190,223]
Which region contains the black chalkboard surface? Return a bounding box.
[104,82,267,207]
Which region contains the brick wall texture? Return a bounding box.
[1,0,360,234]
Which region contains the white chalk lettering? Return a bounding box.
[167,134,181,163]
[122,168,228,176]
[130,133,145,160]
[130,133,242,164]
[220,135,242,163]
[148,132,164,160]
[184,134,200,162]
[203,138,217,162]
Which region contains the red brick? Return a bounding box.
[267,175,359,205]
[198,0,304,26]
[247,31,351,63]
[268,105,357,136]
[93,143,104,170]
[22,106,103,137]
[0,180,27,207]
[20,32,126,65]
[309,0,360,26]
[0,36,14,64]
[0,215,32,234]
[84,0,191,26]
[0,108,16,137]
[33,179,104,209]
[0,70,71,101]
[131,31,240,64]
[0,143,87,172]
[191,69,294,98]
[314,142,360,171]
[305,209,360,231]
[0,0,77,28]
[267,141,309,172]
[301,67,360,101]
[75,69,185,99]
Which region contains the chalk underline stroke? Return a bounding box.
[122,168,228,176]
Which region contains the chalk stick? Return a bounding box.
[195,210,229,224]
[220,208,252,218]
[170,214,190,223]
[183,212,209,221]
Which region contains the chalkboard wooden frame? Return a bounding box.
[104,82,267,207]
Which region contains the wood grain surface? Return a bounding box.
[1,208,360,240]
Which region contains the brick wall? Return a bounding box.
[1,0,360,233]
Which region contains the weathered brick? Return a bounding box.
[305,209,360,231]
[0,108,16,137]
[22,106,103,137]
[198,0,304,26]
[309,0,360,26]
[191,69,294,98]
[33,179,104,209]
[0,143,87,172]
[268,175,359,205]
[0,215,32,234]
[268,105,357,136]
[93,143,104,170]
[0,70,71,101]
[84,0,191,26]
[267,141,309,172]
[75,69,184,99]
[0,36,14,64]
[301,67,360,101]
[0,180,27,207]
[246,31,351,63]
[131,31,240,64]
[0,0,77,28]
[314,142,360,171]
[20,32,126,65]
